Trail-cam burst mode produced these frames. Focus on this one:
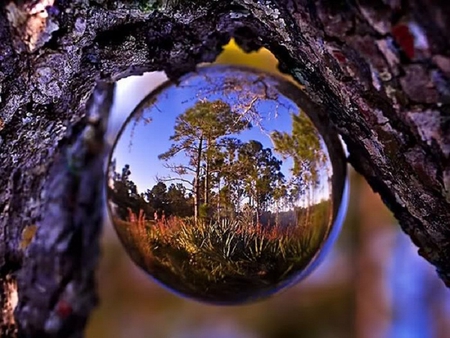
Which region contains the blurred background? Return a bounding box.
[87,41,450,338]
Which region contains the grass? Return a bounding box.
[113,213,327,304]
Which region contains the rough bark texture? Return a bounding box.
[0,0,449,336]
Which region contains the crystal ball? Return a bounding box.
[106,65,348,304]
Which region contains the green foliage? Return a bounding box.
[199,203,211,220]
[237,140,285,215]
[155,99,294,225]
[109,162,146,219]
[136,0,160,11]
[271,112,327,188]
[158,100,249,163]
[158,99,252,221]
[166,183,193,217]
[109,163,194,220]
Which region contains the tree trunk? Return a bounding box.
[1,0,449,336]
[194,136,203,223]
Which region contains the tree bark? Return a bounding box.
[0,0,449,336]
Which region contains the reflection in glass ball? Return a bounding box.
[106,65,348,304]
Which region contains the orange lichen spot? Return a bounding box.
[20,224,37,250]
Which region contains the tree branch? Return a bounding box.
[13,81,113,337]
[0,0,449,336]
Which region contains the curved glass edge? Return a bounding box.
[103,64,351,306]
[291,171,350,284]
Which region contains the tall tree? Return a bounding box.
[237,140,285,224]
[142,182,194,219]
[215,137,244,220]
[166,183,194,218]
[158,99,250,222]
[271,112,327,204]
[110,164,142,219]
[142,181,170,217]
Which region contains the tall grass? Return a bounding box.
[113,214,326,303]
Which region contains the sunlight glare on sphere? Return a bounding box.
[106,65,348,304]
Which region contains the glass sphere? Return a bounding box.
[106,65,348,304]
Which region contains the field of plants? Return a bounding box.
[113,213,326,303]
